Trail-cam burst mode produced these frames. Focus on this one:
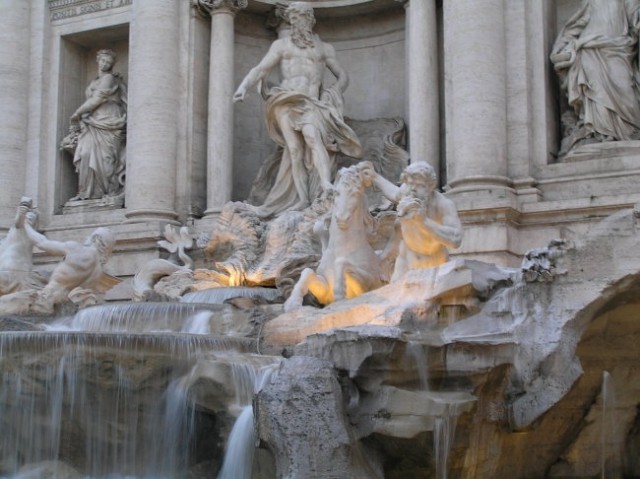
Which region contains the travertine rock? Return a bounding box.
[443,208,640,433]
[254,356,382,479]
[266,259,514,348]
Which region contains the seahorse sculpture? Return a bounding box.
[132,225,194,301]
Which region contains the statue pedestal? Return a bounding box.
[561,140,640,163]
[63,195,124,214]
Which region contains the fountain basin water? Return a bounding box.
[40,300,281,339]
[181,287,283,305]
[0,329,265,478]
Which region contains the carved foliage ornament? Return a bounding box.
[193,0,248,16]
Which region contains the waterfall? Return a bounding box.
[405,341,429,390]
[181,287,282,305]
[0,328,256,478]
[45,302,229,334]
[406,341,466,479]
[217,406,255,479]
[181,310,213,335]
[434,403,461,479]
[217,361,278,479]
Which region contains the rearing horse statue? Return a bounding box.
[284,162,388,311]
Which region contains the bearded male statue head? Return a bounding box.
[285,2,316,48]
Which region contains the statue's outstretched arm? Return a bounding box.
[234,41,283,102]
[14,205,27,229]
[13,198,34,229]
[23,221,70,257]
[359,162,401,202]
[373,174,401,204]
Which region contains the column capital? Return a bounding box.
[193,0,247,17]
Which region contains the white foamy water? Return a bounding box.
[43,302,227,335]
[217,361,279,479]
[0,327,257,478]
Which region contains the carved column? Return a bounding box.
[195,0,247,217]
[443,0,511,197]
[399,0,439,173]
[0,1,29,226]
[125,0,180,223]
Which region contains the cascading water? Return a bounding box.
[433,403,461,479]
[44,302,235,335]
[181,287,282,305]
[405,340,468,479]
[405,341,429,390]
[0,300,262,478]
[217,359,279,479]
[218,406,255,479]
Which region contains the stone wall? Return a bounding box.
[3,0,640,276]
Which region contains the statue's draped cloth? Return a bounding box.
[74,75,127,200]
[554,0,640,140]
[256,87,363,217]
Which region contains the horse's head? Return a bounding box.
[332,164,369,230]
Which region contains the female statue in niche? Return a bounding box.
[551,0,640,156]
[63,49,127,202]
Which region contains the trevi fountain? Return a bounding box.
[0,0,639,478]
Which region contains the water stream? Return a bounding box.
[0,301,263,478]
[181,287,282,305]
[405,341,463,479]
[433,403,462,479]
[217,361,278,479]
[44,303,235,335]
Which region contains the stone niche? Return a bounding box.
[56,25,129,213]
[232,2,408,201]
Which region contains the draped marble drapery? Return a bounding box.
[551,0,640,155]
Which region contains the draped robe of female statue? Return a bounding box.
[551,0,640,154]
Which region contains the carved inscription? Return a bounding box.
[49,0,132,21]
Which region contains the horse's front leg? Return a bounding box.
[284,268,314,312]
[333,257,350,301]
[284,268,332,311]
[334,258,383,301]
[307,270,332,306]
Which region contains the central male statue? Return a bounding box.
[233,2,363,217]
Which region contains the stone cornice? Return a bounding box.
[192,0,248,17]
